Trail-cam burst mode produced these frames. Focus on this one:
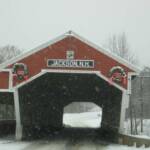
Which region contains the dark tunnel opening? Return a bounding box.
[18,72,122,141]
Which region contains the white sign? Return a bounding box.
[66,51,74,59]
[47,59,94,68]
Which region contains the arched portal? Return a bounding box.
[18,72,122,139]
[63,102,102,128]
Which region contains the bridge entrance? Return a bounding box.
[18,72,122,140]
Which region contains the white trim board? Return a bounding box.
[14,69,126,92]
[14,89,22,140]
[0,89,14,92]
[0,69,11,72]
[0,31,140,73]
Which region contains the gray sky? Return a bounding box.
[0,0,150,67]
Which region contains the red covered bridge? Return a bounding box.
[0,31,139,140]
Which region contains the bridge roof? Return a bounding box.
[0,30,140,72]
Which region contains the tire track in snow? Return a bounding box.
[21,139,108,150]
[21,140,67,150]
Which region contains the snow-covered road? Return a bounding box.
[0,112,149,150]
[0,139,148,150]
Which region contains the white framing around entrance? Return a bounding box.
[12,69,129,140]
[14,69,126,92]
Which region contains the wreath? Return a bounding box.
[12,63,29,80]
[109,66,127,84]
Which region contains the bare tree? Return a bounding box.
[0,55,4,64]
[105,32,139,134]
[0,45,21,64]
[139,66,150,133]
[106,32,138,65]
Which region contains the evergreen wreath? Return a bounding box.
[109,66,126,84]
[12,63,28,80]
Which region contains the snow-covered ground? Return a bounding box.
[63,111,102,128]
[0,139,29,150]
[0,112,150,150]
[0,138,148,150]
[124,119,150,138]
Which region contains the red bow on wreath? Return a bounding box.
[108,66,127,85]
[12,63,29,81]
